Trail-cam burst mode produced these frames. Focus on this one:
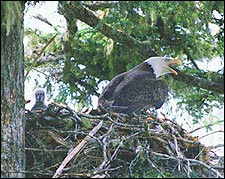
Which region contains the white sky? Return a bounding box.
[24,1,224,154]
[24,1,66,33]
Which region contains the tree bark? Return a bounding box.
[1,1,25,178]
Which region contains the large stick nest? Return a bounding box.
[25,102,224,178]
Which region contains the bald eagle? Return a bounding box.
[31,88,48,112]
[98,57,182,114]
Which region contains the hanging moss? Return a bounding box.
[1,1,22,36]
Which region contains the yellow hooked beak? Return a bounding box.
[166,58,182,75]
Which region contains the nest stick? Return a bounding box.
[52,120,103,178]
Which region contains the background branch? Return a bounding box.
[58,1,224,95]
[59,1,157,59]
[172,69,224,94]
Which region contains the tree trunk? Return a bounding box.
[1,1,25,178]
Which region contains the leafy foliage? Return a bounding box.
[24,1,224,121]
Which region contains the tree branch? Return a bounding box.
[58,1,224,95]
[59,1,157,59]
[82,1,123,11]
[172,69,224,94]
[182,46,201,70]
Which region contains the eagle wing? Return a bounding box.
[108,71,168,114]
[98,72,126,107]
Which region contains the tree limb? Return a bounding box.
[25,34,58,79]
[82,1,123,11]
[182,46,201,70]
[172,69,224,94]
[59,1,224,95]
[59,1,157,59]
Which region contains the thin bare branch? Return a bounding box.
[52,120,103,178]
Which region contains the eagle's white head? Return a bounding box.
[145,57,182,78]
